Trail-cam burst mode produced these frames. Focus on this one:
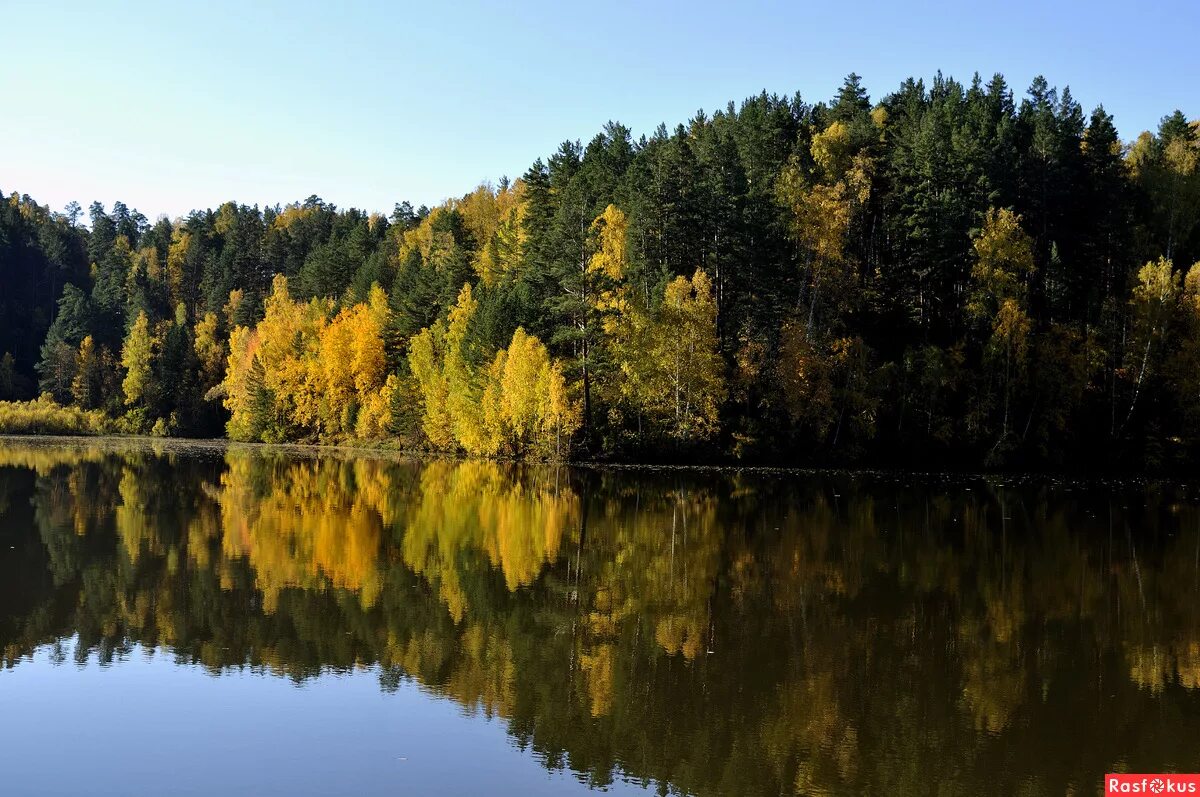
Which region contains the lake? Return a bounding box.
[1,438,1198,796]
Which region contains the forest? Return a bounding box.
[1,72,1197,468]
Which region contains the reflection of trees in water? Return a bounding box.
[2,442,1200,795]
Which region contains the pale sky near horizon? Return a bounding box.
[1,0,1196,221]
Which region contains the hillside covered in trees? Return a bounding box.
[1,73,1198,469]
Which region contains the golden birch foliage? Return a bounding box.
[457,181,525,282]
[499,327,546,440]
[481,195,526,283]
[121,311,155,407]
[540,361,579,459]
[164,231,190,307]
[410,307,580,457]
[221,275,392,442]
[587,204,632,353]
[1126,257,1181,395]
[224,288,244,327]
[71,335,113,410]
[1131,257,1180,344]
[356,373,398,440]
[222,324,263,441]
[777,175,851,267]
[495,327,581,458]
[605,293,656,416]
[317,300,387,436]
[588,204,628,283]
[444,283,488,453]
[255,275,328,434]
[811,121,853,178]
[603,270,723,442]
[193,311,225,389]
[394,206,465,271]
[649,270,725,441]
[968,208,1037,319]
[408,322,453,449]
[990,298,1031,366]
[69,337,96,408]
[479,350,508,455]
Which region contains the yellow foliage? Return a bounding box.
[649,270,725,441]
[317,299,388,437]
[969,208,1036,319]
[221,324,263,442]
[408,297,580,459]
[408,322,455,449]
[121,311,155,407]
[588,204,628,282]
[220,275,392,442]
[811,121,852,178]
[445,284,486,452]
[458,181,526,283]
[193,311,225,388]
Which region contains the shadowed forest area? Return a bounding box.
[2,73,1198,469]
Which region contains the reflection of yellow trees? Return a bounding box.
[445,624,517,719]
[216,453,389,611]
[759,672,855,796]
[0,442,111,473]
[1128,641,1200,693]
[402,460,579,620]
[587,487,722,661]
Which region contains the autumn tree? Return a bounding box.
[967,208,1036,456]
[646,270,725,443]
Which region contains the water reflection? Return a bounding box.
[2,440,1200,795]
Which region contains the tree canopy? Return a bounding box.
[2,72,1198,468]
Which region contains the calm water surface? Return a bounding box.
[1,438,1199,796]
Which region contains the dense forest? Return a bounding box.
[1,72,1198,468]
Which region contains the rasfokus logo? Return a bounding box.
[1106,774,1200,794]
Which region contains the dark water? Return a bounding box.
[1,439,1199,796]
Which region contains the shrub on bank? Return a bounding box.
[0,395,108,436]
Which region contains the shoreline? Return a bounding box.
[3,432,1199,488]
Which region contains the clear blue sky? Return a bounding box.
[2,0,1195,220]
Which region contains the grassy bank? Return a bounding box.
[0,397,109,436]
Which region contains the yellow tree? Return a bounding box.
[1122,257,1181,431]
[968,208,1037,448]
[407,284,480,451]
[221,325,265,441]
[498,327,581,458]
[443,283,487,453]
[316,292,387,438]
[254,275,328,438]
[459,180,526,283]
[70,335,116,410]
[1168,264,1200,429]
[165,230,191,308]
[478,349,509,456]
[499,327,545,444]
[121,311,156,409]
[647,270,725,442]
[776,120,872,338]
[193,311,225,394]
[408,321,453,449]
